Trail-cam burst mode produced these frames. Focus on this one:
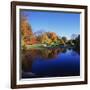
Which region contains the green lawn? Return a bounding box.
[26,44,45,49]
[25,43,64,50]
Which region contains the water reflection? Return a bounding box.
[21,47,80,78]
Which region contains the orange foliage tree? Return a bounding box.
[20,16,38,45]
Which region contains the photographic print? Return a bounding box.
[11,1,88,89]
[21,9,80,78]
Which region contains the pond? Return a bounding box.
[21,47,80,78]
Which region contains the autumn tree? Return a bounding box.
[47,32,58,42]
[20,16,38,46]
[40,33,52,45]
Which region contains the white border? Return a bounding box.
[16,6,85,85]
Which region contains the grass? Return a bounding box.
[25,43,65,50]
[26,44,45,49]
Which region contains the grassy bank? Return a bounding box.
[25,44,45,50]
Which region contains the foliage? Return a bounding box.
[62,36,67,43]
[20,16,80,49]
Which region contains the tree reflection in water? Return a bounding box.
[21,47,80,78]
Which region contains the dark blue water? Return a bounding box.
[22,48,80,78]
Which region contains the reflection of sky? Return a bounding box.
[21,10,80,39]
[31,49,80,77]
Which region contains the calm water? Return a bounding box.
[21,47,80,78]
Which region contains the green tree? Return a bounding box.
[62,36,67,43]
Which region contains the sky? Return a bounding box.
[20,10,80,39]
